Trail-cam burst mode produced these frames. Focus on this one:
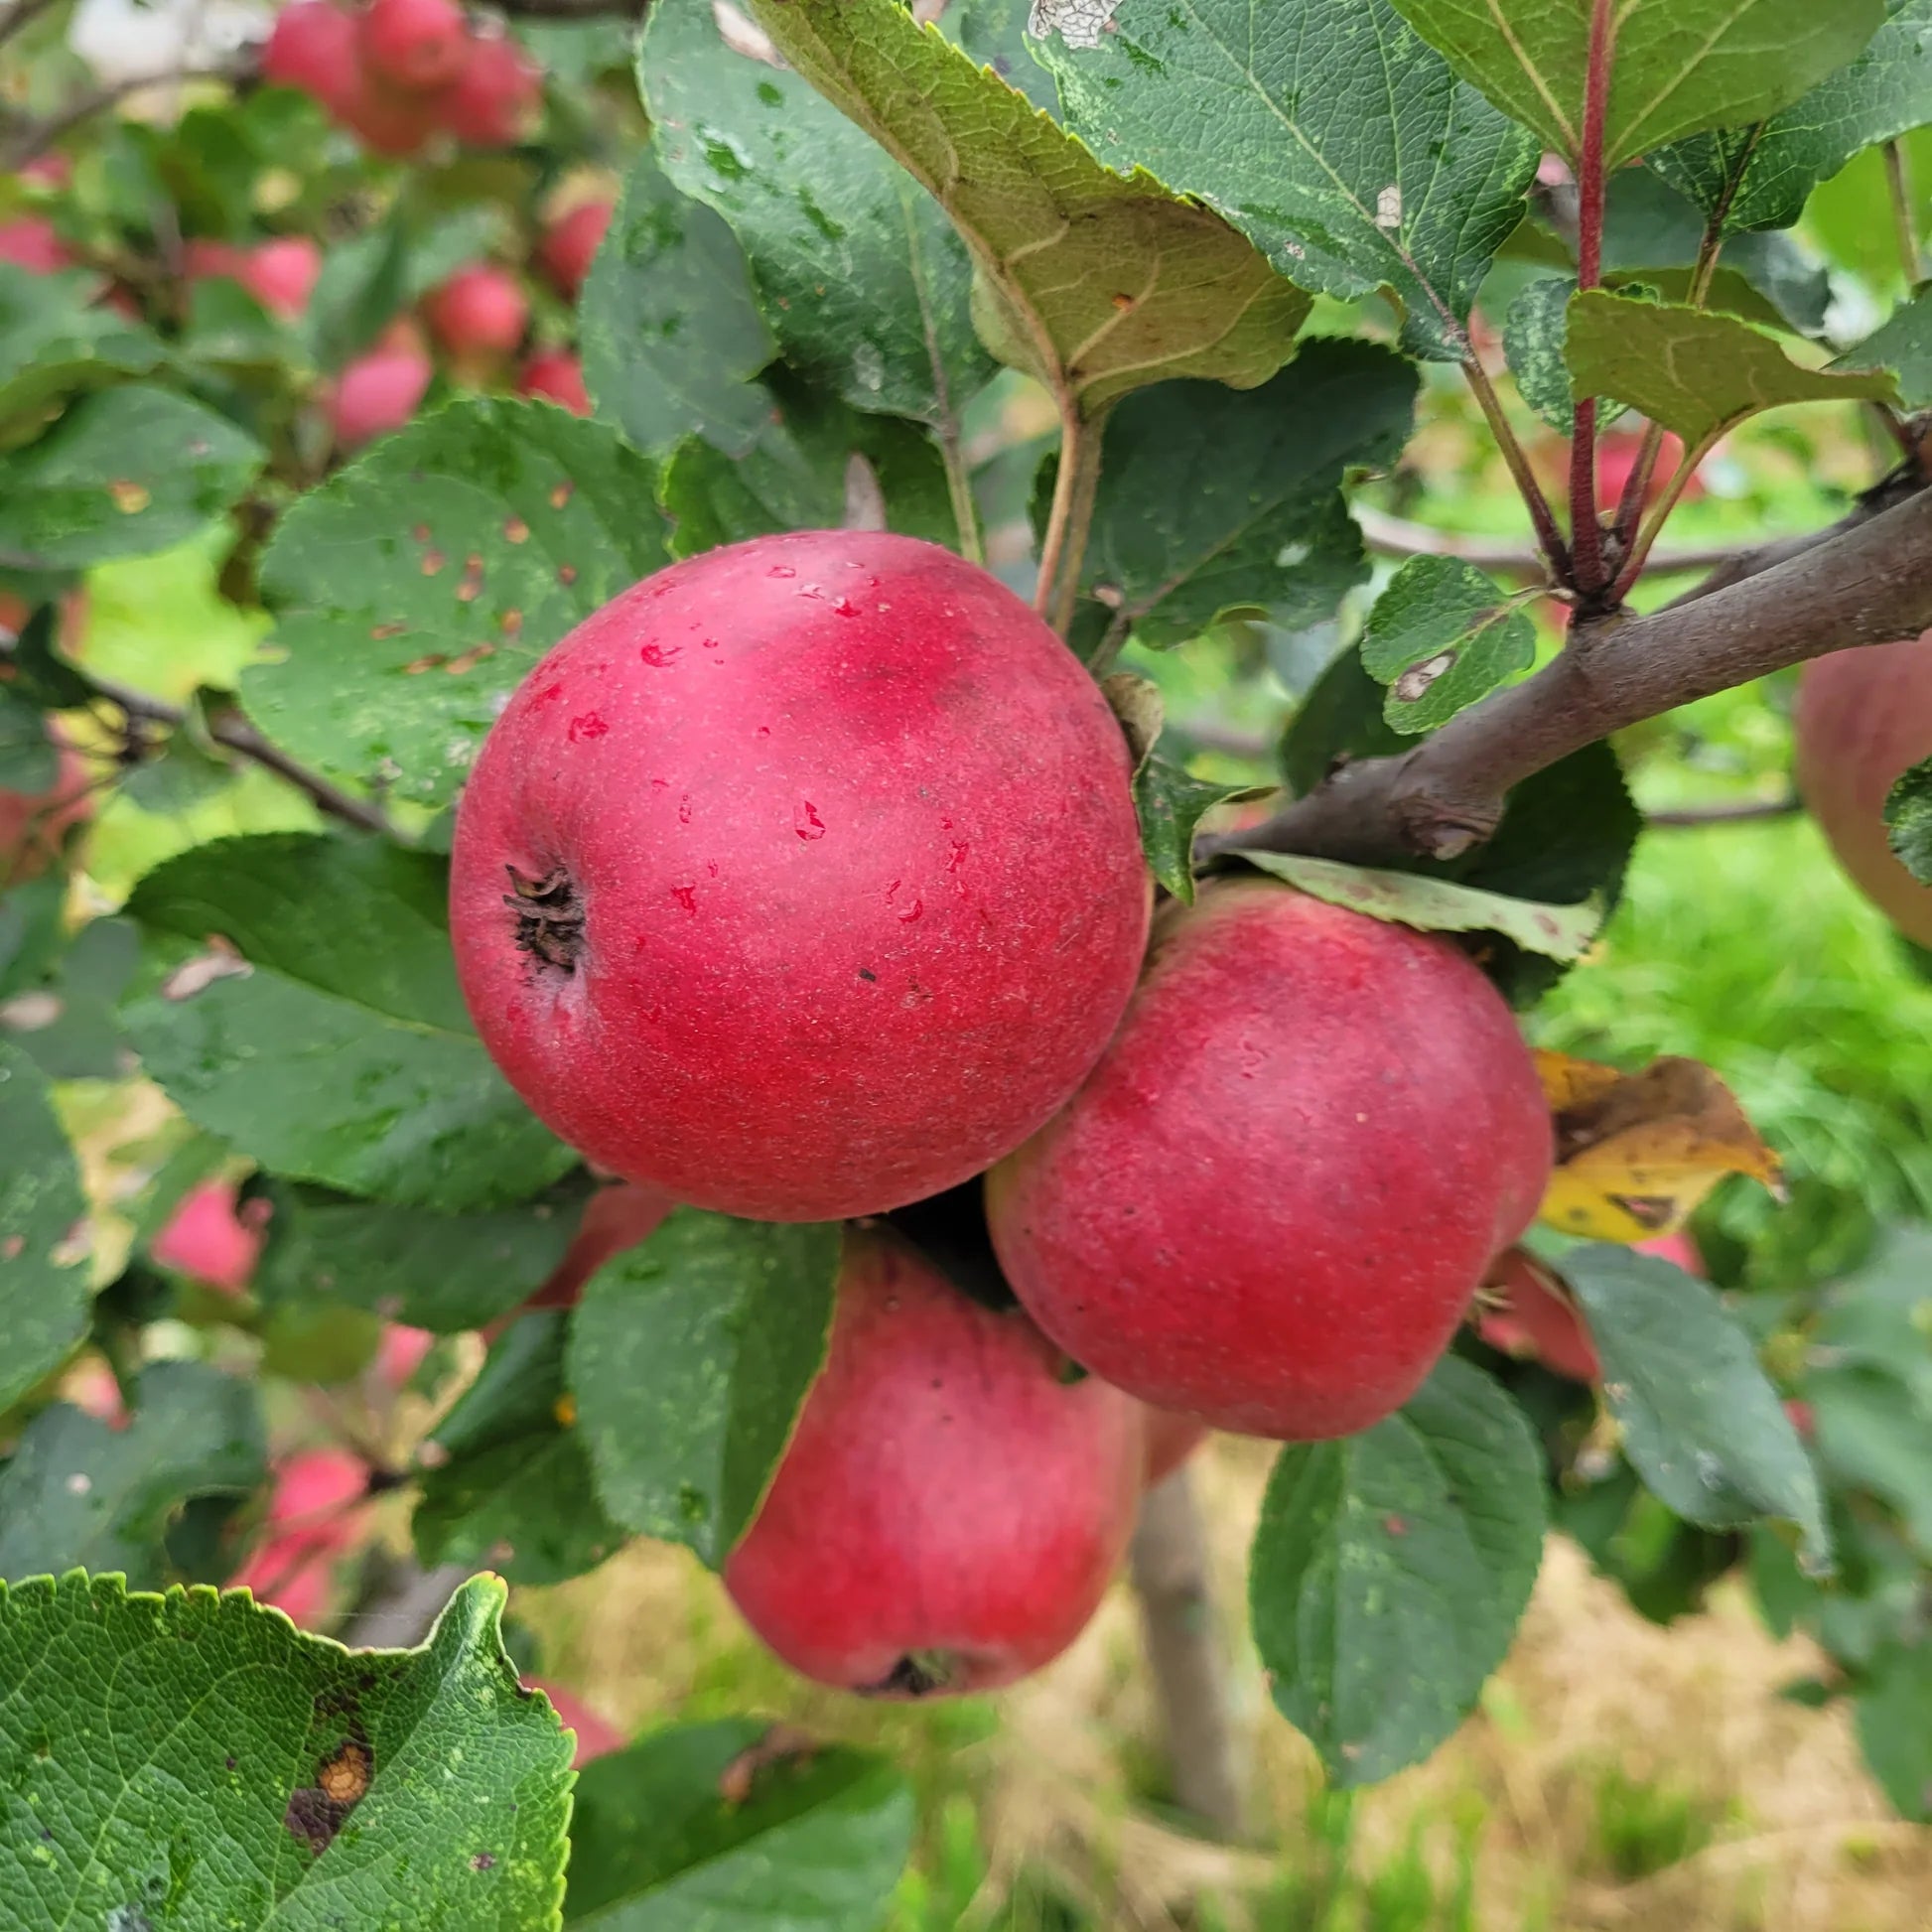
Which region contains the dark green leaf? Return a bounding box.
[581,152,779,461]
[435,1311,572,1459]
[0,1572,572,1926]
[0,385,264,570]
[1810,1224,1932,1410]
[570,1209,840,1568]
[0,263,167,432]
[1650,0,1932,235]
[1248,1355,1545,1786]
[1885,756,1932,885]
[0,1042,90,1414]
[746,0,1308,412]
[1856,1641,1932,1820]
[1388,0,1886,169]
[2,914,139,1082]
[247,397,670,807]
[1807,1365,1932,1551]
[1075,341,1417,647]
[121,833,572,1212]
[1281,641,1407,796]
[0,1362,263,1587]
[0,686,58,792]
[1840,287,1932,409]
[1558,1244,1830,1566]
[1503,274,1634,432]
[1359,555,1537,734]
[641,0,993,430]
[565,1720,914,1928]
[1134,757,1257,903]
[1039,0,1536,362]
[2,600,97,711]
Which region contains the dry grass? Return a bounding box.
[517,1435,1932,1932]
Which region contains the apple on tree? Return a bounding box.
[535,201,613,304]
[149,1179,269,1296]
[226,1445,372,1628]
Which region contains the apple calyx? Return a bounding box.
[861,1648,958,1699]
[503,863,582,972]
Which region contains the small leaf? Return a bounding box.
[0,1362,264,1587]
[1249,1355,1545,1786]
[0,1572,572,1926]
[1842,288,1932,411]
[1502,276,1629,434]
[569,1209,841,1567]
[746,0,1308,414]
[1039,0,1539,362]
[1233,852,1601,961]
[1555,1243,1830,1567]
[1359,556,1537,734]
[0,686,58,795]
[1389,0,1886,170]
[0,384,264,570]
[580,151,780,461]
[1536,1049,1784,1241]
[0,263,167,430]
[564,1720,914,1926]
[1564,291,1899,451]
[121,834,573,1212]
[1856,1643,1932,1822]
[1885,755,1932,885]
[247,397,671,808]
[1135,757,1260,903]
[0,1042,90,1414]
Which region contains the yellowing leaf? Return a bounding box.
[1535,1049,1783,1241]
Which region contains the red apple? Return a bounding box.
[262,0,361,113]
[724,1225,1143,1697]
[228,1445,371,1626]
[423,263,528,358]
[326,344,433,448]
[1634,1228,1703,1274]
[338,68,445,156]
[150,1179,268,1295]
[450,530,1151,1222]
[1594,426,1700,514]
[1794,634,1932,947]
[20,154,69,190]
[535,201,612,303]
[1477,1247,1600,1383]
[1142,1407,1208,1486]
[359,0,469,91]
[442,28,542,146]
[524,1679,623,1764]
[987,882,1554,1442]
[243,236,323,319]
[516,347,590,415]
[0,216,72,275]
[375,1322,435,1387]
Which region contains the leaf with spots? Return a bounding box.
[0,1361,264,1587]
[640,0,995,431]
[1359,555,1537,734]
[564,1719,914,1927]
[0,1571,573,1929]
[1888,757,1932,885]
[1502,275,1626,434]
[568,1209,840,1568]
[1036,0,1540,361]
[744,0,1308,416]
[1248,1354,1546,1786]
[245,398,671,809]
[0,384,263,571]
[119,833,574,1212]
[1843,289,1932,413]
[1553,1243,1830,1569]
[0,1042,90,1416]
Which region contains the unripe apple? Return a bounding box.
[151,1180,269,1295]
[0,215,72,275]
[0,738,91,883]
[262,0,360,112]
[326,344,433,449]
[359,0,469,92]
[1142,1407,1208,1486]
[1794,634,1932,947]
[442,29,542,146]
[1477,1247,1599,1383]
[450,530,1150,1222]
[723,1226,1143,1697]
[987,882,1554,1441]
[424,263,528,359]
[535,201,612,303]
[516,346,590,415]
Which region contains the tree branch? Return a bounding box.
[1355,507,1743,580]
[0,53,257,172]
[1647,791,1800,829]
[1205,483,1932,867]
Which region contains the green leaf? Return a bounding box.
[640,0,994,430]
[0,263,167,432]
[2,914,140,1083]
[0,1362,264,1587]
[1557,1244,1831,1567]
[1885,756,1932,885]
[246,397,670,808]
[0,1042,89,1414]
[1810,1224,1932,1411]
[1651,0,1932,235]
[945,0,1058,111]
[0,1572,572,1928]
[1807,1365,1932,1551]
[745,0,1307,414]
[254,1174,589,1335]
[120,833,572,1212]
[1857,1641,1932,1820]
[1037,0,1539,362]
[1564,291,1899,450]
[1359,556,1537,735]
[1074,340,1417,648]
[1839,287,1932,409]
[565,1720,914,1928]
[1281,641,1409,797]
[569,1209,840,1569]
[1231,850,1602,961]
[661,371,957,559]
[0,385,264,571]
[415,1311,629,1587]
[1134,757,1258,903]
[580,153,780,462]
[1248,1355,1545,1786]
[1388,0,1887,170]
[0,685,58,791]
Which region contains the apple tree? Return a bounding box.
[4,0,1932,1920]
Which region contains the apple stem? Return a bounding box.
[938,428,984,566]
[1130,1463,1245,1839]
[1567,0,1615,602]
[1034,402,1110,639]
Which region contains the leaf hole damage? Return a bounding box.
[504,864,585,973]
